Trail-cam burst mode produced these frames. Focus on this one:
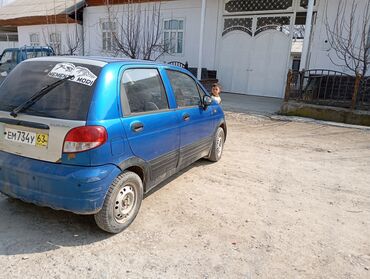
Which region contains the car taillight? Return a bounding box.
[63,126,108,153]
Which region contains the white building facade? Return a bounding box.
[308,0,370,76]
[84,0,321,98]
[18,23,83,55]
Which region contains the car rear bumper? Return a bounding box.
[0,151,121,214]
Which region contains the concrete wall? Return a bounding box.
[83,0,220,69]
[308,0,369,75]
[17,23,83,55]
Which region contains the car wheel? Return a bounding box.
[208,127,225,162]
[94,171,143,234]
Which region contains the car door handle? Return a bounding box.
[131,122,144,132]
[183,114,190,121]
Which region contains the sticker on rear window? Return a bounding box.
[48,63,97,86]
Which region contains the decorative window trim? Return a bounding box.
[223,18,253,36]
[222,16,291,37]
[255,16,291,36]
[224,0,293,14]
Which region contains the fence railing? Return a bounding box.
[285,69,370,111]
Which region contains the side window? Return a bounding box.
[0,51,16,64]
[166,70,201,107]
[121,69,169,114]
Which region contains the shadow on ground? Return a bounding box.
[0,159,212,256]
[0,196,111,255]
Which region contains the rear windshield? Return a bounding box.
[0,60,102,120]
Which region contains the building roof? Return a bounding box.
[0,0,84,26]
[0,0,84,19]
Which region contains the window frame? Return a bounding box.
[165,69,203,109]
[120,67,171,117]
[29,33,40,47]
[101,19,117,52]
[49,32,62,54]
[163,18,185,55]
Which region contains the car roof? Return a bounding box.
[28,55,173,68]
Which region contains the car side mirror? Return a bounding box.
[202,95,213,109]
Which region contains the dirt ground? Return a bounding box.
[0,112,369,279]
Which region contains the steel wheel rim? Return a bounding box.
[114,184,136,224]
[216,131,224,158]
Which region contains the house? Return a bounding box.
[83,0,321,98]
[0,0,368,98]
[0,26,18,54]
[0,0,18,53]
[0,0,85,55]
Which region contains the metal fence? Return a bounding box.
[285,69,370,110]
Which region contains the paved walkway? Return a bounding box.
[221,92,283,115]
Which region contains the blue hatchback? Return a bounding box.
[0,56,226,233]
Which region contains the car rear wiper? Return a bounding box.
[10,75,74,118]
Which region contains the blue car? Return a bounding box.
[0,56,226,233]
[0,46,54,83]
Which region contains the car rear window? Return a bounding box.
[0,60,102,120]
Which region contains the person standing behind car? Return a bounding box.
[211,83,222,104]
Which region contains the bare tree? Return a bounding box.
[105,0,166,60]
[325,0,370,76]
[65,0,82,55]
[38,0,82,55]
[65,24,82,55]
[42,16,62,55]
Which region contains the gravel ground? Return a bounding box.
[0,112,369,279]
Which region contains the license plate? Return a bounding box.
[4,127,48,147]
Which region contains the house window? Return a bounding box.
[29,33,39,46]
[163,19,184,54]
[49,32,61,54]
[101,20,117,52]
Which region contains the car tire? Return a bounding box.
[207,127,225,162]
[94,171,143,234]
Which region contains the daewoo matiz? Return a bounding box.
[0,57,226,233]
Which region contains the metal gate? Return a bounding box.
[216,0,313,98]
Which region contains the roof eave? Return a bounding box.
[0,15,81,27]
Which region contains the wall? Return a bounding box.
[17,23,83,55]
[0,41,18,53]
[308,0,369,75]
[83,0,220,69]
